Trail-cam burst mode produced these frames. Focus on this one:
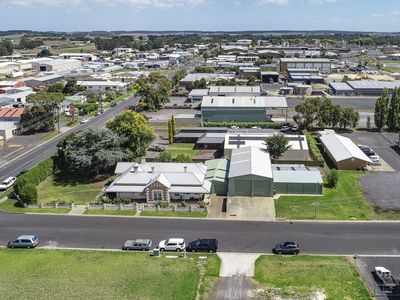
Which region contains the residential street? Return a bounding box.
[0,97,139,181]
[1,213,400,255]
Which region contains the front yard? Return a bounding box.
[0,249,220,300]
[254,255,372,299]
[0,199,70,214]
[37,175,106,205]
[275,171,400,220]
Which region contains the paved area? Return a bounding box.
[68,205,86,215]
[227,197,275,221]
[207,196,227,219]
[218,252,260,277]
[210,276,252,300]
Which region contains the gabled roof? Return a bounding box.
[229,146,273,178]
[146,173,171,189]
[320,133,371,163]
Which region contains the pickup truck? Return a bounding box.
[375,266,398,291]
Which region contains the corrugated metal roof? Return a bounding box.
[329,82,354,91]
[320,133,372,163]
[201,96,287,108]
[229,146,273,178]
[347,80,400,90]
[272,164,323,184]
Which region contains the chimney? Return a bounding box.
[141,157,146,164]
[151,166,155,173]
[133,165,139,173]
[184,166,187,173]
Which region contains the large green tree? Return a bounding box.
[374,88,390,131]
[293,97,323,130]
[62,80,85,95]
[107,110,156,160]
[27,92,64,109]
[265,134,292,162]
[387,87,400,131]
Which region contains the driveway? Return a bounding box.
[227,197,275,221]
[342,131,400,209]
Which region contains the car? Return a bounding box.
[230,126,239,129]
[95,111,103,116]
[369,155,381,166]
[358,145,375,156]
[251,126,261,129]
[80,119,89,124]
[7,235,39,249]
[187,238,218,253]
[272,241,300,255]
[158,238,186,252]
[148,145,165,152]
[110,102,117,107]
[122,239,152,251]
[290,125,299,132]
[0,177,16,191]
[280,125,290,132]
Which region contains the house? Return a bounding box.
[77,80,128,93]
[228,146,274,197]
[0,107,25,123]
[319,133,371,170]
[105,162,211,202]
[201,96,288,123]
[59,95,87,112]
[0,121,17,140]
[0,81,26,89]
[174,127,229,144]
[0,86,34,104]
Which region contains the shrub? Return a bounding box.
[74,103,99,115]
[160,201,169,208]
[18,183,37,204]
[327,169,339,188]
[204,121,285,129]
[303,130,324,162]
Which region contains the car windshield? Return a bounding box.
[32,236,38,241]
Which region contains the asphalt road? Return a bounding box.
[0,97,139,180]
[1,213,400,255]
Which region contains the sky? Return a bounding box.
[0,0,399,32]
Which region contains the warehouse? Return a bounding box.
[205,159,229,195]
[32,59,81,72]
[208,86,261,97]
[272,164,323,195]
[261,71,279,83]
[320,133,371,170]
[24,75,64,88]
[228,146,274,197]
[288,71,324,85]
[188,89,209,102]
[201,96,287,122]
[279,58,331,75]
[329,82,354,96]
[346,80,400,96]
[77,80,128,93]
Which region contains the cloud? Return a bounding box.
[0,0,208,9]
[309,0,339,4]
[256,0,289,5]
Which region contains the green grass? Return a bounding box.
[140,211,207,218]
[166,143,198,159]
[275,171,377,220]
[381,66,400,73]
[40,131,61,141]
[84,209,136,216]
[37,175,105,205]
[0,249,220,300]
[0,199,70,214]
[254,255,372,300]
[51,44,97,54]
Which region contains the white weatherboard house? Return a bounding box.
[106,162,211,202]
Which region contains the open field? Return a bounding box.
[275,171,400,220]
[140,211,208,218]
[0,249,220,300]
[254,255,372,299]
[50,44,97,54]
[166,143,198,159]
[37,176,105,205]
[0,199,70,214]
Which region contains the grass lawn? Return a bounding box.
[37,175,106,205]
[0,199,70,214]
[166,143,198,159]
[381,66,400,73]
[51,44,97,54]
[140,211,208,218]
[84,209,136,216]
[0,249,220,300]
[275,171,379,220]
[254,255,372,300]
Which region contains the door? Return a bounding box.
[165,243,177,251]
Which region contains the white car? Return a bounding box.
[251,126,261,129]
[0,177,16,191]
[158,238,186,252]
[230,126,239,129]
[369,155,381,166]
[281,125,290,132]
[291,125,299,132]
[80,119,89,124]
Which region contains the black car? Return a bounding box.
[148,145,165,152]
[358,145,375,156]
[187,238,218,253]
[272,241,300,255]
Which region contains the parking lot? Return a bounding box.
[358,257,400,300]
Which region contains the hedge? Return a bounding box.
[303,130,324,162]
[74,103,99,115]
[204,121,285,129]
[14,157,54,204]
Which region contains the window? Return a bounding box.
[153,190,163,201]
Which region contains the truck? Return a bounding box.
[375,266,398,291]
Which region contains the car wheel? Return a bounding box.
[142,248,146,251]
[295,251,299,255]
[208,249,214,253]
[27,246,31,249]
[176,248,181,252]
[191,249,196,253]
[160,248,165,252]
[10,245,14,249]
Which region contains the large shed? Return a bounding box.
[319,133,371,170]
[205,159,229,195]
[228,146,273,197]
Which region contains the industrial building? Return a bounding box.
[208,86,261,97]
[261,72,279,83]
[345,80,400,96]
[188,89,209,102]
[279,58,331,75]
[24,75,64,88]
[32,59,81,72]
[77,80,128,93]
[201,96,288,122]
[329,82,355,96]
[319,133,371,170]
[205,159,229,195]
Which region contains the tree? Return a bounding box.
[107,110,156,160]
[174,154,192,163]
[327,169,339,188]
[319,98,334,127]
[331,105,342,128]
[17,184,38,204]
[374,88,390,131]
[37,49,52,57]
[247,75,257,86]
[47,83,65,93]
[156,152,173,162]
[387,87,400,131]
[293,97,323,130]
[170,115,176,137]
[62,80,85,95]
[168,119,174,145]
[105,90,117,102]
[27,92,64,109]
[339,107,359,129]
[366,115,372,130]
[265,134,292,162]
[58,127,126,176]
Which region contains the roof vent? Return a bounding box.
[184,166,188,173]
[232,98,235,104]
[211,98,214,103]
[151,166,155,173]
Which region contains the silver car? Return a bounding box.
[7,235,39,248]
[122,239,152,251]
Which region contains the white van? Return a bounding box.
[158,238,186,252]
[0,177,16,191]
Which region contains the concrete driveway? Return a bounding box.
[227,197,275,221]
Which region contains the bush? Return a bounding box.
[204,121,285,129]
[14,157,54,204]
[327,169,339,188]
[18,183,37,204]
[303,130,324,162]
[74,103,99,115]
[160,201,169,208]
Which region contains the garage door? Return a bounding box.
[235,179,251,196]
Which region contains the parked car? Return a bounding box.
[0,177,16,191]
[291,125,299,132]
[110,102,117,107]
[358,145,375,156]
[158,238,186,252]
[187,238,218,253]
[375,266,398,291]
[122,239,152,251]
[251,126,261,129]
[272,241,300,255]
[95,110,103,116]
[7,235,39,249]
[148,145,165,152]
[280,125,290,132]
[80,119,89,124]
[369,155,381,166]
[230,126,239,129]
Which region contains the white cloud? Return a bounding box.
[309,0,339,4]
[0,0,208,9]
[256,0,289,5]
